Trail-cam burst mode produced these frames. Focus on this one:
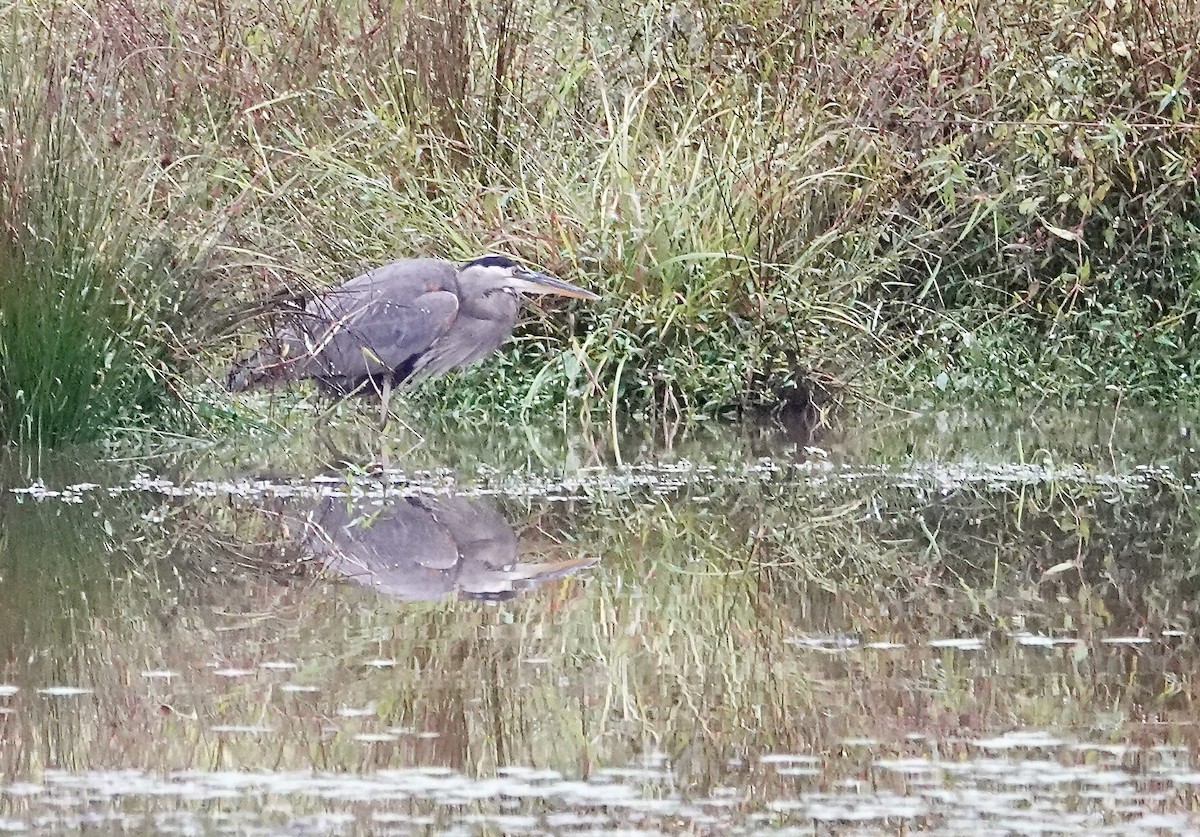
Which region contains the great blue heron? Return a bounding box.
[226,255,599,408]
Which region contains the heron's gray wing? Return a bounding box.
[285,259,462,383]
[299,291,459,382]
[335,258,457,296]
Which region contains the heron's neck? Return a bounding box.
[456,275,519,322]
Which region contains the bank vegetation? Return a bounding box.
[1,0,1197,444]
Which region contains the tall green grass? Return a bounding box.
[201,1,884,420]
[0,24,210,447]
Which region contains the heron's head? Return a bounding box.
[460,255,600,300]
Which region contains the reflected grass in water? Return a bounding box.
[2,407,1200,832]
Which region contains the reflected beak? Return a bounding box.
[512,268,601,300]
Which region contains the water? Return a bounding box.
[2,405,1199,834]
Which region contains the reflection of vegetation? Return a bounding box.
[0,457,157,656]
[3,441,1198,789]
[0,460,176,775]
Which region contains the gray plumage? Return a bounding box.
[227,255,598,396]
[305,495,598,601]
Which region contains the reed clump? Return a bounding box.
[0,53,208,447]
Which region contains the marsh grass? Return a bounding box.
[3,0,1199,433]
[201,0,1200,414]
[0,161,184,446]
[0,26,216,447]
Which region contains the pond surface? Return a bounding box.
[2,404,1200,835]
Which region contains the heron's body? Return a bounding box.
[227,255,597,397]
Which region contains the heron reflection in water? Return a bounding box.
[227,255,599,417]
[304,494,596,602]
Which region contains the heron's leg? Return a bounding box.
[375,376,422,459]
[372,377,395,472]
[379,376,393,430]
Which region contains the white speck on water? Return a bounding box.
[3,783,43,797]
[495,766,563,782]
[37,687,93,697]
[761,754,820,766]
[928,637,985,650]
[877,758,943,774]
[1014,633,1081,647]
[353,733,398,744]
[974,731,1066,750]
[337,704,377,717]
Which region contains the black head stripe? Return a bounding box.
[465,254,519,269]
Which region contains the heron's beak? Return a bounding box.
[511,269,601,300]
